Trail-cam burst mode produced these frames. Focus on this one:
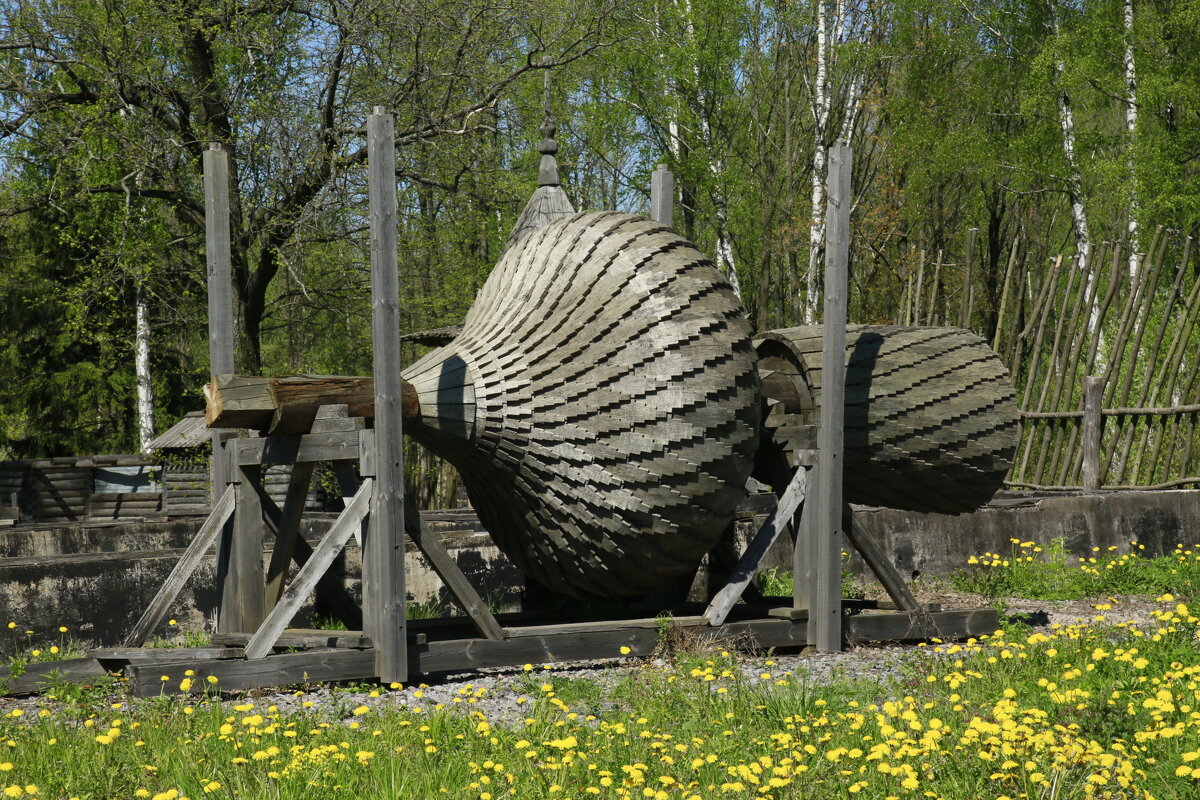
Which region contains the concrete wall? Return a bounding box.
[0,490,1194,654]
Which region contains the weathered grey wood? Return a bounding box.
[212,630,372,650]
[205,374,417,432]
[3,658,109,694]
[222,464,266,634]
[243,479,372,659]
[124,487,236,646]
[204,144,235,526]
[402,211,759,598]
[405,496,503,640]
[705,468,807,626]
[367,107,407,684]
[264,461,315,606]
[813,141,851,653]
[1082,375,1104,490]
[91,647,243,662]
[756,326,1019,514]
[841,505,919,612]
[650,164,674,227]
[235,431,362,465]
[505,615,707,638]
[844,608,999,644]
[127,649,377,696]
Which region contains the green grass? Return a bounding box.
[1,597,1198,798]
[950,538,1200,600]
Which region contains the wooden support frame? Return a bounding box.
[243,480,373,659]
[704,467,808,626]
[366,106,407,683]
[810,140,852,652]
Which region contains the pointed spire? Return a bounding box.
[537,59,560,187]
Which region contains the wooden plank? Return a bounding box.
[650,164,674,227]
[127,649,377,696]
[236,431,363,465]
[841,506,919,612]
[213,631,372,650]
[812,141,851,653]
[704,467,808,626]
[506,616,706,638]
[90,647,243,663]
[844,608,999,643]
[223,464,266,634]
[264,462,315,606]
[3,658,110,694]
[243,479,372,659]
[405,495,503,640]
[204,144,235,520]
[124,487,236,646]
[1082,375,1104,490]
[254,484,364,630]
[367,107,407,685]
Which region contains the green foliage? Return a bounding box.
[951,538,1200,600]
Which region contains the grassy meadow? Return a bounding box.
[0,542,1199,799]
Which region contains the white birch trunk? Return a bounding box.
[805,0,831,324]
[1124,0,1140,280]
[135,284,155,453]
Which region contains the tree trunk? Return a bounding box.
[805,0,831,324]
[1124,0,1140,280]
[135,284,155,453]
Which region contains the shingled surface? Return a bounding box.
[404,211,760,597]
[756,326,1018,514]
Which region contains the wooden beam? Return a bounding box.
[2,658,109,694]
[650,164,674,227]
[222,464,266,633]
[235,431,363,466]
[204,374,418,433]
[404,495,504,640]
[1082,375,1104,490]
[263,462,316,607]
[842,506,919,612]
[812,140,852,652]
[123,487,235,646]
[243,479,373,659]
[844,608,999,643]
[704,467,808,626]
[127,649,377,696]
[367,106,407,685]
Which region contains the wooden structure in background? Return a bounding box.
[8,135,1008,697]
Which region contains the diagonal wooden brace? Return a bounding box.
[704,467,809,626]
[124,488,236,647]
[243,479,373,659]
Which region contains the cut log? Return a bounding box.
[205,375,419,434]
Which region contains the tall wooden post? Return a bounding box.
[1082,375,1104,490]
[812,141,851,652]
[366,107,407,683]
[651,164,674,227]
[205,143,246,634]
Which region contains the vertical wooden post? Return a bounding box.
[204,143,240,634]
[1082,375,1104,490]
[812,141,851,652]
[231,462,266,631]
[651,164,674,227]
[792,465,815,615]
[366,107,407,684]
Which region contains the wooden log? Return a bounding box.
[1082,376,1104,490]
[205,374,418,433]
